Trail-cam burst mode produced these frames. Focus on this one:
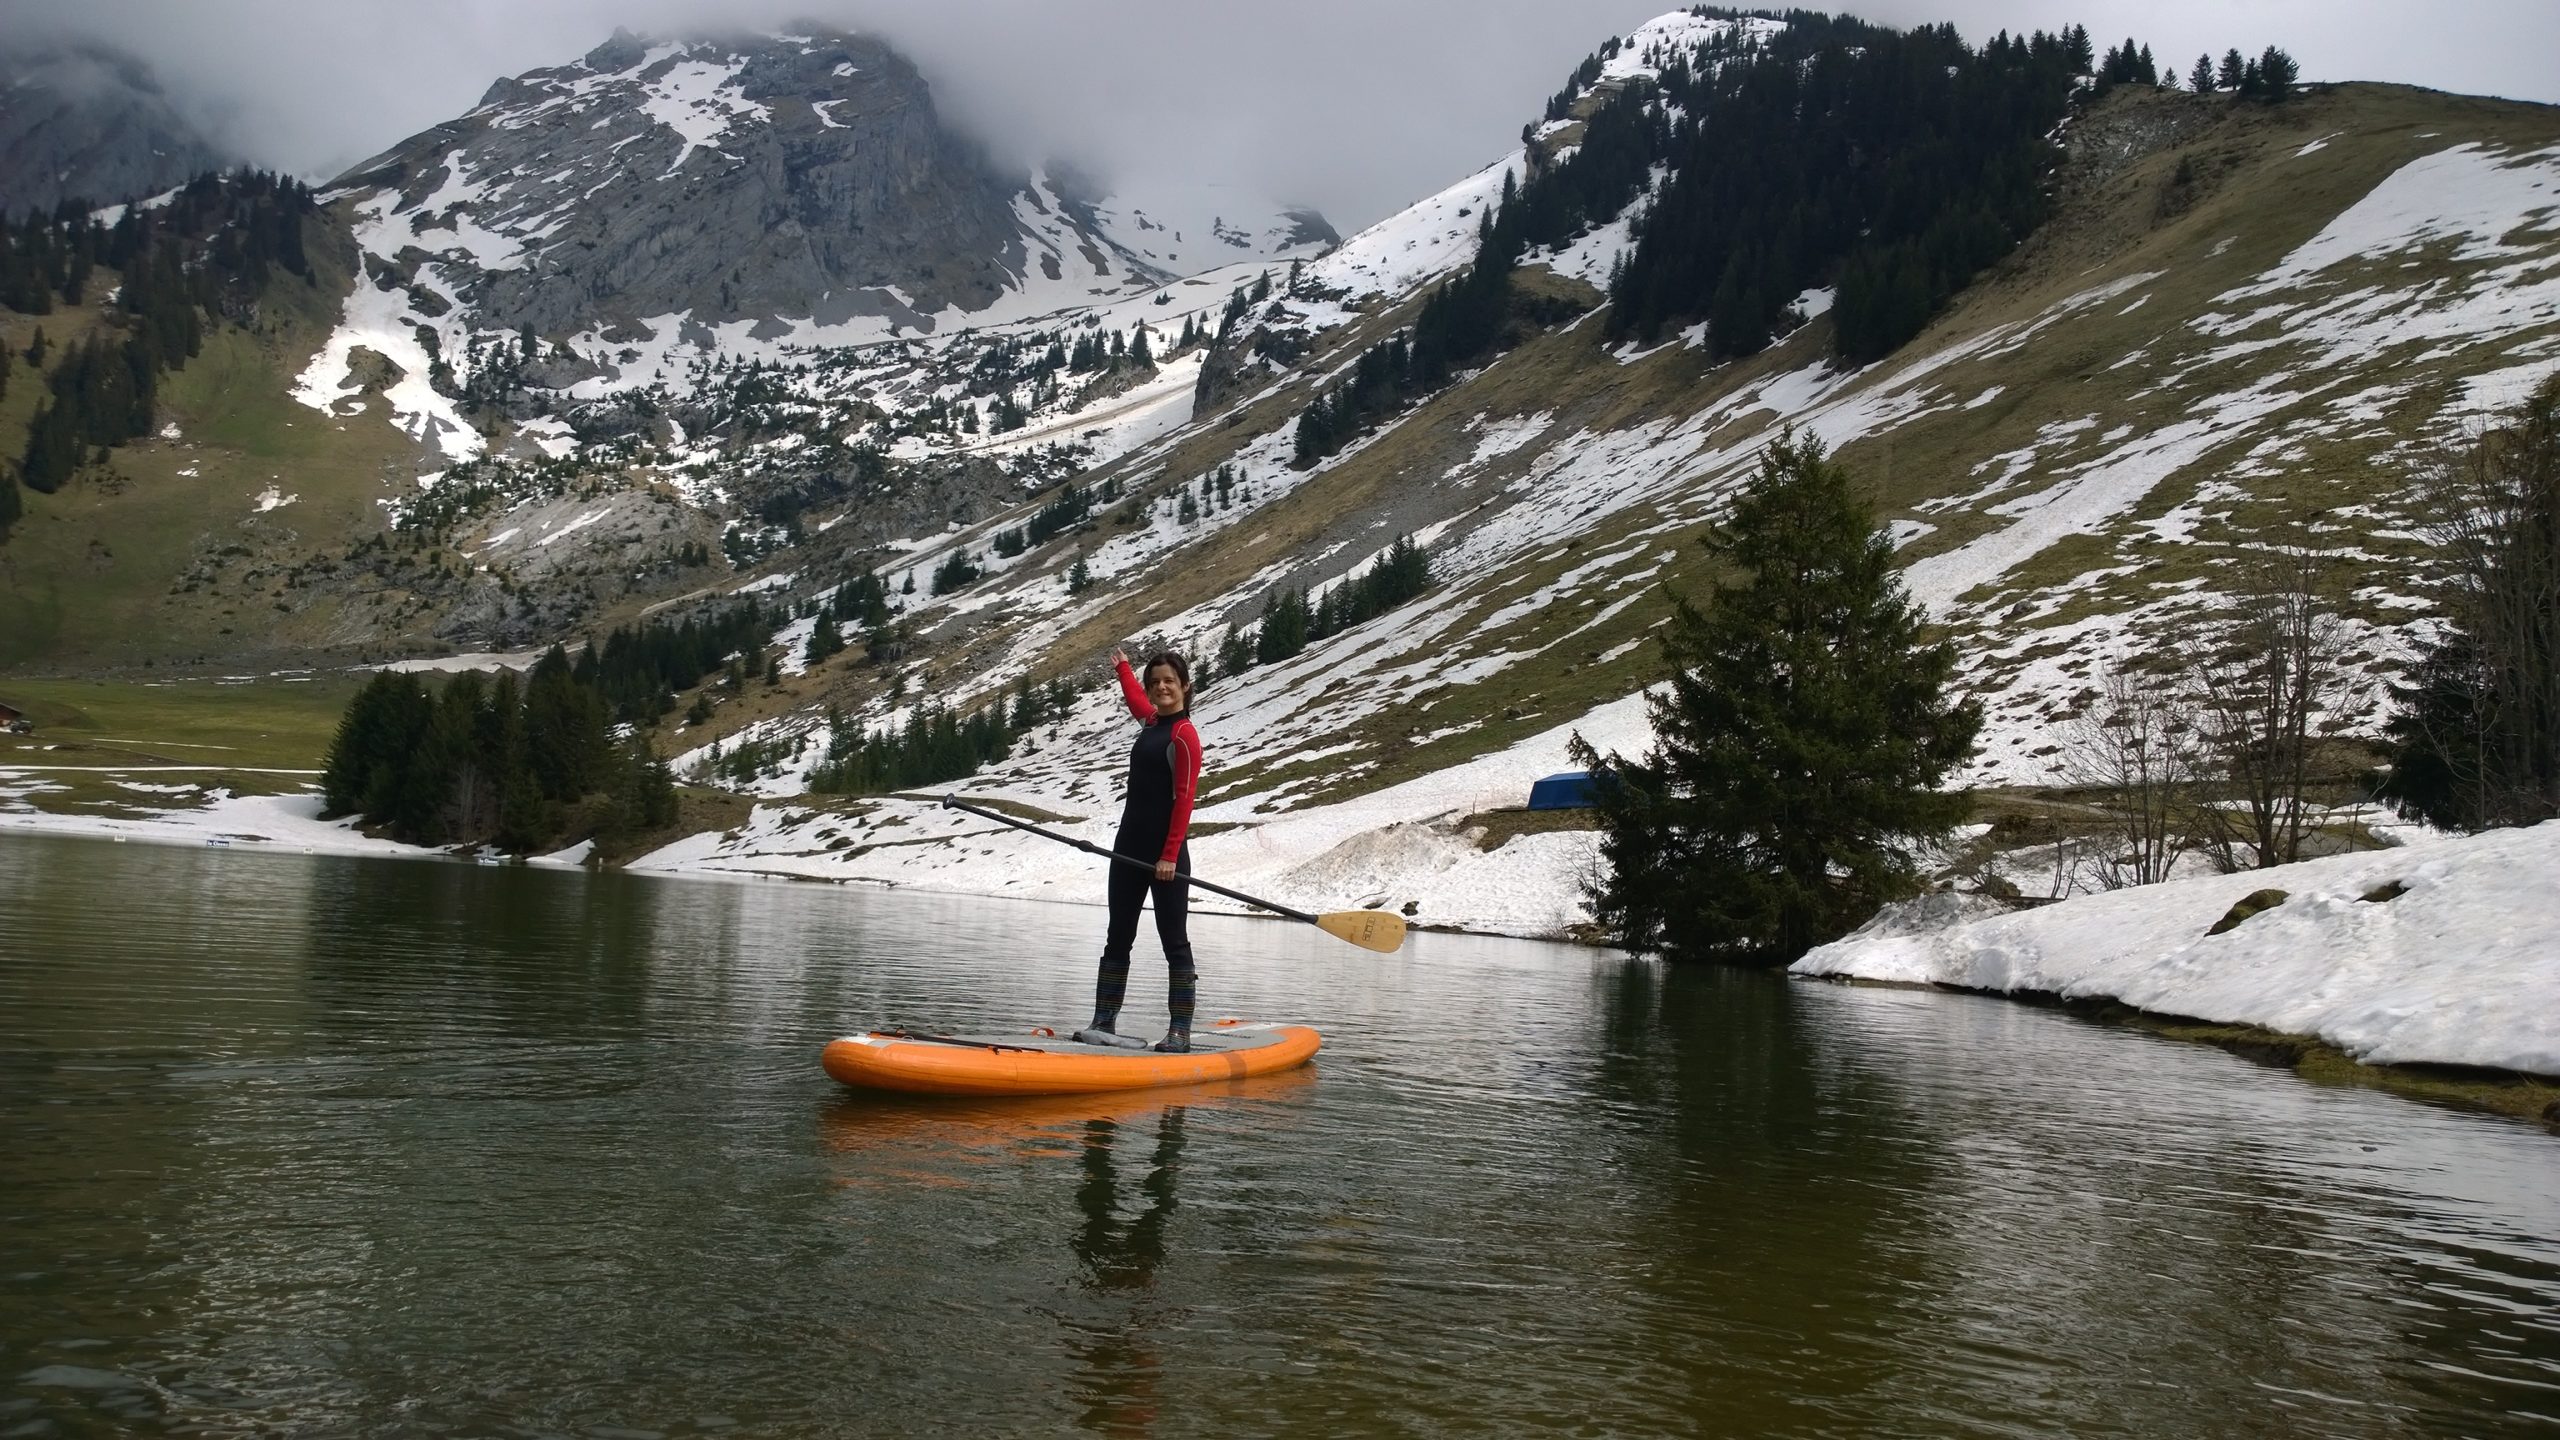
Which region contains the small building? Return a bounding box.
[1527,771,1600,811]
[0,699,25,733]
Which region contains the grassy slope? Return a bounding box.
[0,224,437,672]
[938,82,2560,814]
[0,671,360,766]
[0,670,365,813]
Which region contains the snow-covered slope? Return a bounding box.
[1793,821,2560,1077]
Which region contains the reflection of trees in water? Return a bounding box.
[1590,960,1948,1432]
[1063,1105,1187,1435]
[298,860,661,1041]
[1592,961,2555,1433]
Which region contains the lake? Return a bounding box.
[2,833,2555,1436]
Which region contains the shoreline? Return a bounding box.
[1793,819,2560,1101]
[11,785,2556,1124]
[1807,972,2560,1128]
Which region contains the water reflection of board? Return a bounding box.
[820,1019,1321,1097]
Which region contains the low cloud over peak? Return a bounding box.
[3,0,2553,233]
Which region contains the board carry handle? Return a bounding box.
[940,793,1408,954]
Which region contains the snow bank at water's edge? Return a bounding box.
[1793,822,2560,1077]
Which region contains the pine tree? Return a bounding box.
[807,613,844,664]
[2189,54,2216,92]
[600,734,679,844]
[1570,431,1981,963]
[320,671,438,822]
[2257,46,2299,102]
[2217,48,2246,90]
[2379,377,2560,829]
[521,645,608,802]
[1256,588,1311,663]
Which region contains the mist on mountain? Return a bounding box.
[0,0,1680,230]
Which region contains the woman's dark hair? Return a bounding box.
[1142,650,1191,697]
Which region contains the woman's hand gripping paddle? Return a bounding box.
[940,794,1409,953]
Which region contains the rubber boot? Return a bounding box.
[1075,1011,1145,1047]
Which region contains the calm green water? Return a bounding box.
[2,833,2556,1438]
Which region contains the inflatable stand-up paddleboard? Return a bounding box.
[822,1018,1320,1096]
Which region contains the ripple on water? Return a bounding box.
[0,835,2555,1436]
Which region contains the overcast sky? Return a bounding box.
[5,0,2556,231]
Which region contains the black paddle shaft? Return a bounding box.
[939,794,1320,925]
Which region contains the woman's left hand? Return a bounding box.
[1155,860,1177,882]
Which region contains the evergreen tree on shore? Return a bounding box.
[319,602,768,850]
[1572,432,1980,963]
[2380,377,2560,829]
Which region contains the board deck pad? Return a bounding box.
[879,1025,1296,1055]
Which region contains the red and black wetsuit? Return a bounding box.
[1093,657,1203,1033]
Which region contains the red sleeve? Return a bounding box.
[1114,657,1153,723]
[1161,717,1202,866]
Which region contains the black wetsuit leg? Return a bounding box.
[1092,842,1193,1029]
[1154,844,1195,1032]
[1093,855,1147,1023]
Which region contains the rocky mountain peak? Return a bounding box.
[325,23,1336,343]
[300,22,1335,460]
[332,25,1030,341]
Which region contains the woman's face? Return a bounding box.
[1143,663,1189,717]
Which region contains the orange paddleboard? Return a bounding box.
[821,1018,1320,1097]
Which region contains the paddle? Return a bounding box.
[939,793,1408,953]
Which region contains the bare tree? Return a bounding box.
[2064,659,2203,888]
[2187,543,2352,869]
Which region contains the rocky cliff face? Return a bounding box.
[328,28,1037,340]
[0,41,228,214]
[325,26,1326,351]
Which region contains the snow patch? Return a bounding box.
[1796,823,2560,1077]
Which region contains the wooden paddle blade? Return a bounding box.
[1316,909,1407,952]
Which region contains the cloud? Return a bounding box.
[2,0,2554,232]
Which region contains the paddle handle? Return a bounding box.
[940,794,1320,925]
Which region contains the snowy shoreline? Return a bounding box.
[1794,821,2560,1080]
[9,756,2555,1084]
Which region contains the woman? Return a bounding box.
[1080,646,1203,1052]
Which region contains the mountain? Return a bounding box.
[3,10,2559,934]
[614,15,2560,925]
[0,40,230,215]
[304,24,1335,455]
[0,24,1335,666]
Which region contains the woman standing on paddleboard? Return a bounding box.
[1080,646,1203,1053]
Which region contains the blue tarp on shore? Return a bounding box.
[1527,771,1599,811]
